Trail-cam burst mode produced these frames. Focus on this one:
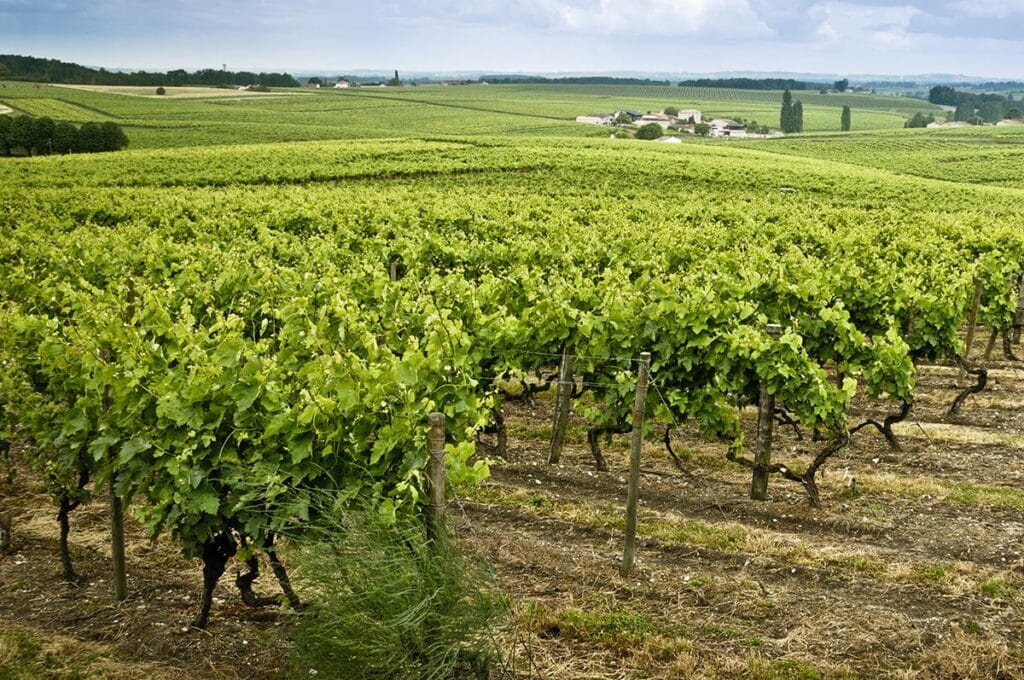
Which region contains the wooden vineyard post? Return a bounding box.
[426,412,447,542]
[110,474,128,601]
[751,324,782,501]
[548,346,575,465]
[389,259,399,282]
[100,350,128,602]
[960,278,983,383]
[621,352,651,577]
[1014,274,1024,345]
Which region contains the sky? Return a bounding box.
[2,0,1023,79]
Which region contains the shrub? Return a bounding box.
[285,503,506,680]
[635,123,664,140]
[156,86,166,95]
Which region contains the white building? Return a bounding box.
[637,113,674,129]
[576,114,614,125]
[334,79,352,88]
[709,118,748,138]
[654,136,682,144]
[672,109,702,124]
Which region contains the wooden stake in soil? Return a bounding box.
[426,412,447,542]
[110,477,128,601]
[621,352,651,577]
[1013,274,1024,345]
[960,278,983,384]
[751,324,782,502]
[548,347,575,465]
[100,357,128,602]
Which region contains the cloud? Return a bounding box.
[950,0,1024,18]
[393,0,772,38]
[808,2,922,50]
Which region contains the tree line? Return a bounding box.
[0,54,300,88]
[679,78,820,91]
[928,86,1022,123]
[0,115,128,156]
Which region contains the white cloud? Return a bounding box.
[809,2,921,50]
[949,0,1024,18]
[397,0,772,37]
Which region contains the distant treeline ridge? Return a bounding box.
[0,54,300,88]
[478,76,671,86]
[677,78,822,90]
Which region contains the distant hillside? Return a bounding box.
[479,75,671,86]
[0,54,300,88]
[677,78,822,91]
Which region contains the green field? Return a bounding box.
[2,81,1023,679]
[0,80,943,148]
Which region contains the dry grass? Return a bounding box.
[0,625,185,679]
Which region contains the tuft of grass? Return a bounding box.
[557,607,653,644]
[978,578,1009,599]
[284,504,507,680]
[746,657,826,679]
[911,564,950,584]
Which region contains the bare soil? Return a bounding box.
[1,353,1023,678]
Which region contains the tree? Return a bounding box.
[841,105,851,132]
[635,123,664,140]
[52,122,77,154]
[306,77,323,87]
[663,106,679,116]
[98,122,129,151]
[792,101,804,133]
[388,70,401,87]
[75,122,104,153]
[0,115,12,155]
[8,115,35,155]
[156,86,166,95]
[953,102,973,122]
[694,122,711,136]
[833,78,849,92]
[614,112,632,125]
[1008,107,1023,120]
[978,100,1006,123]
[780,89,793,132]
[905,112,929,128]
[31,116,55,155]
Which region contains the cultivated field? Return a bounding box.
[54,84,298,98]
[0,85,1022,679]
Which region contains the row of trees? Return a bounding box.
[930,86,1021,123]
[0,115,128,156]
[780,90,804,133]
[0,54,300,88]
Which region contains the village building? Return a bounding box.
[576,113,614,125]
[673,109,702,124]
[709,118,748,138]
[334,79,352,88]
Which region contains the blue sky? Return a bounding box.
[2,1,1023,78]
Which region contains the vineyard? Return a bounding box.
[0,81,944,150]
[1,108,1024,678]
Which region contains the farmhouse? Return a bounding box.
[636,113,674,129]
[926,121,971,128]
[575,113,614,125]
[575,109,703,128]
[334,79,352,88]
[709,118,748,138]
[674,109,702,124]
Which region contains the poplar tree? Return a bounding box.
[841,105,851,132]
